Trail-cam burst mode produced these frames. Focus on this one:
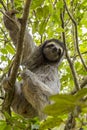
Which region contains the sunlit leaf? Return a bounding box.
[75,88,87,100]
[1,55,7,61]
[6,44,15,54]
[39,21,47,35]
[39,117,62,130]
[31,0,44,9]
[44,88,87,116]
[3,125,12,130]
[1,48,8,54]
[0,121,7,130]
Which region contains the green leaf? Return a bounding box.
[31,0,44,9]
[42,5,49,18]
[4,112,11,119]
[36,8,43,19]
[50,94,75,102]
[39,21,47,35]
[6,44,15,54]
[44,102,74,116]
[3,125,12,130]
[32,21,39,33]
[0,121,7,130]
[44,88,87,116]
[36,5,49,19]
[1,48,8,54]
[75,88,87,100]
[1,55,7,61]
[56,1,63,9]
[39,117,62,130]
[36,6,49,19]
[12,126,20,130]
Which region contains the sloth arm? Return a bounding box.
[3,11,36,64]
[21,69,53,119]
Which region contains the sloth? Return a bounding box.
[3,10,65,119]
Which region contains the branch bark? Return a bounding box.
[2,0,32,116]
[0,0,7,11]
[60,8,80,91]
[60,6,79,130]
[63,0,87,71]
[9,0,32,84]
[71,76,87,95]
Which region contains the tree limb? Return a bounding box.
[9,0,32,84]
[10,0,14,9]
[0,0,7,11]
[2,0,32,116]
[60,6,79,130]
[60,8,80,91]
[71,76,87,95]
[63,0,87,71]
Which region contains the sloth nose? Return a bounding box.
[53,47,57,51]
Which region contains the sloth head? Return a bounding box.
[25,39,65,70]
[42,39,65,63]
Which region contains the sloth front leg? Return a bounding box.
[21,69,53,119]
[3,10,36,65]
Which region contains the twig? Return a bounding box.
[0,0,7,11]
[80,77,87,88]
[0,26,8,41]
[72,51,87,60]
[64,113,76,130]
[10,0,14,9]
[60,7,79,129]
[63,0,87,71]
[2,0,32,115]
[60,8,80,91]
[9,0,32,84]
[71,76,87,95]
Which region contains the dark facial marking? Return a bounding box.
[53,47,57,52]
[58,48,61,55]
[46,44,54,48]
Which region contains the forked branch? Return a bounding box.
[63,0,87,71]
[60,9,80,91]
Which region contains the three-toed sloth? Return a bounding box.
[3,10,65,119]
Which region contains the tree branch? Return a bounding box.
[71,76,87,95]
[10,0,14,9]
[9,0,32,84]
[60,7,79,130]
[0,0,7,11]
[63,0,87,71]
[60,8,80,91]
[2,0,32,116]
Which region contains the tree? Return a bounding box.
[0,0,87,130]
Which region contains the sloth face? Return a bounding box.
[43,41,64,62]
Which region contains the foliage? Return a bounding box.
[40,88,87,129]
[0,0,87,130]
[44,88,87,115]
[0,112,39,130]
